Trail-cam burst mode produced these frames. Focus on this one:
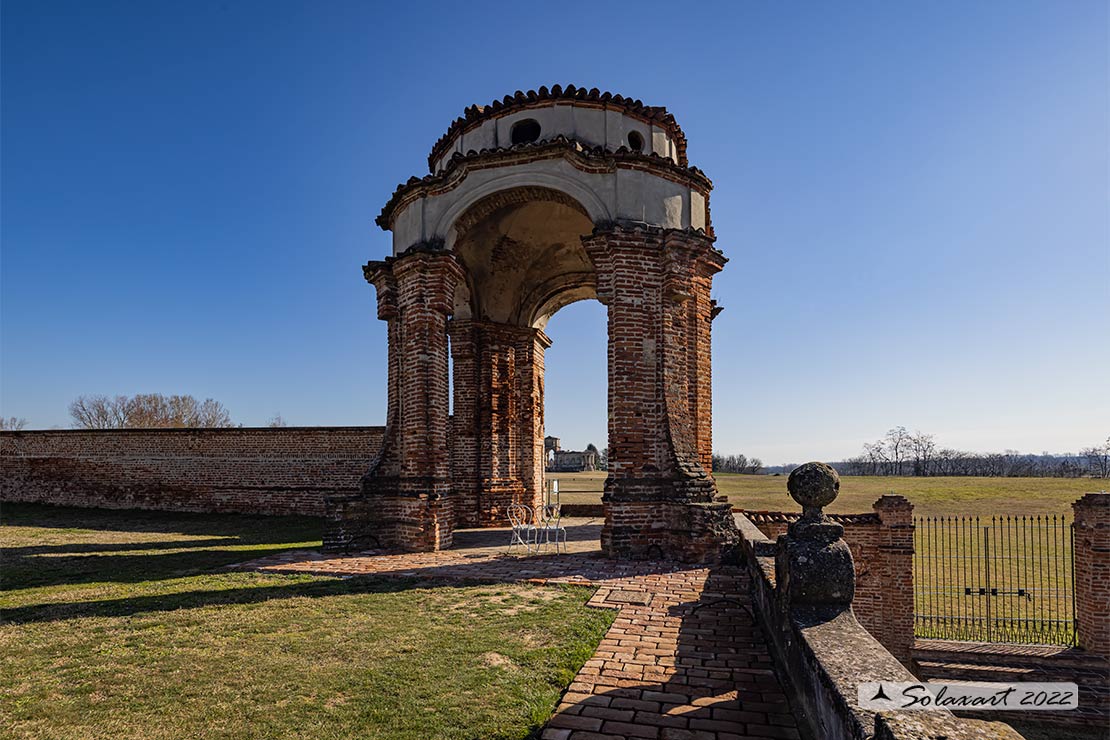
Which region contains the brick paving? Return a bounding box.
[237,522,801,740]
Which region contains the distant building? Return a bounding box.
[545,436,600,472]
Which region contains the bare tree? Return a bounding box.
[910,431,936,476]
[0,416,28,431]
[885,426,911,476]
[268,413,288,428]
[864,440,890,475]
[69,394,234,429]
[69,395,130,429]
[843,428,1098,479]
[1083,437,1110,479]
[711,452,766,474]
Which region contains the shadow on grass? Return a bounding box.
[0,574,439,624]
[0,502,322,539]
[1,547,331,591]
[4,538,239,555]
[1,503,323,591]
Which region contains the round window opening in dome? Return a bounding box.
[510,119,542,145]
[627,131,645,152]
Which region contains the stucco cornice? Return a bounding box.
[377,137,712,232]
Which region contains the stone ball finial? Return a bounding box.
[788,461,840,516]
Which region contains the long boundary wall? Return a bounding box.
[0,427,384,517]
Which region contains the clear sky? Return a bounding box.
[2,1,1107,464]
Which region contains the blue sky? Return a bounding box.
[2,1,1107,463]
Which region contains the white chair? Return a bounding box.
[539,503,567,553]
[507,503,537,555]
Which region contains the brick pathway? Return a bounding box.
[236,523,800,740]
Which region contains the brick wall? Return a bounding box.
[1073,492,1110,660]
[1,427,383,517]
[741,495,915,664]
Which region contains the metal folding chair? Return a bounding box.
[539,503,567,553]
[507,503,537,555]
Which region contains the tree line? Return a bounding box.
[68,394,235,428]
[712,453,764,475]
[837,426,1110,479]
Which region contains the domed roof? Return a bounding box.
[426,85,689,172]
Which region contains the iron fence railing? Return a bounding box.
[913,515,1076,646]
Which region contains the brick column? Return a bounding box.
[476,322,524,522]
[449,320,547,526]
[873,495,915,665]
[326,246,463,552]
[1073,492,1110,660]
[515,326,550,519]
[448,319,480,526]
[583,223,737,562]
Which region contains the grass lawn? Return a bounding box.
[552,472,1100,518]
[0,504,614,740]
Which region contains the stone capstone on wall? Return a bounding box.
[741,494,916,664]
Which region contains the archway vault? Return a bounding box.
[444,186,598,528]
[326,87,738,563]
[448,186,597,328]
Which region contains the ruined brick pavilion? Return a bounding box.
[326,86,738,561]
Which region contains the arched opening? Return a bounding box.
[446,187,602,530]
[542,299,607,550]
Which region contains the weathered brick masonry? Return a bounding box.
[329,250,463,551]
[585,224,736,562]
[448,318,548,528]
[1073,492,1110,661]
[742,495,916,664]
[338,86,740,561]
[1,427,383,517]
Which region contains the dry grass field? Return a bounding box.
[551,471,1100,519]
[552,471,1100,648]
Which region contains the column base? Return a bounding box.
[601,477,739,563]
[324,475,453,552]
[470,478,539,527]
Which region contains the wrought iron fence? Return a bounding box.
[913,515,1076,646]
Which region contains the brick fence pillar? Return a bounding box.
[583,223,737,562]
[326,246,463,552]
[1073,492,1110,660]
[873,494,915,665]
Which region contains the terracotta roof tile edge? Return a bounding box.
[426,85,688,172]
